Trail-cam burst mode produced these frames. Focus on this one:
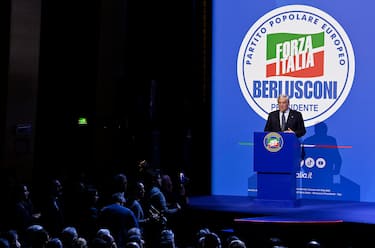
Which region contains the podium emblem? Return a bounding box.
[264,132,284,152]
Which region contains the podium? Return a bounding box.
[253,132,301,207]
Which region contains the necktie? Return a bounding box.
[281,112,286,131]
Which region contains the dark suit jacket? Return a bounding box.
[98,203,139,248]
[264,109,306,138]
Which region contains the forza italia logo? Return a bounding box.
[266,32,324,78]
[237,5,355,127]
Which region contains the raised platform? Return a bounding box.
[187,195,375,247]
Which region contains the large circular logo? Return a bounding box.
[237,5,355,127]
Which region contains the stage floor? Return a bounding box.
[187,195,375,247]
[189,195,375,224]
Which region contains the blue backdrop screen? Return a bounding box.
[211,0,373,202]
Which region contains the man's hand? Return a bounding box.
[284,128,295,133]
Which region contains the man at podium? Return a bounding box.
[264,94,306,138]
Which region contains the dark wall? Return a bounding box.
[0,0,10,163]
[35,0,100,171]
[34,0,211,195]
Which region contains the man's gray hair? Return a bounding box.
[277,94,289,103]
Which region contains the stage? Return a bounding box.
[186,195,375,247]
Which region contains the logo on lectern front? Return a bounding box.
[264,132,284,152]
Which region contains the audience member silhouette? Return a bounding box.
[160,172,191,247]
[73,237,88,248]
[3,230,21,248]
[201,232,222,248]
[160,174,182,211]
[39,179,64,238]
[112,174,128,196]
[78,186,100,241]
[126,182,147,227]
[159,229,176,248]
[306,239,321,248]
[196,228,211,248]
[95,229,117,248]
[143,169,181,219]
[142,169,181,247]
[60,227,78,248]
[63,172,88,228]
[12,184,41,237]
[90,237,109,248]
[134,160,151,183]
[46,238,63,248]
[101,173,128,207]
[266,236,287,248]
[98,193,139,248]
[125,227,144,248]
[225,235,246,248]
[0,238,9,248]
[124,243,140,248]
[24,224,49,248]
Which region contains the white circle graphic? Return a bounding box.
[305,157,315,168]
[316,157,326,168]
[237,5,355,127]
